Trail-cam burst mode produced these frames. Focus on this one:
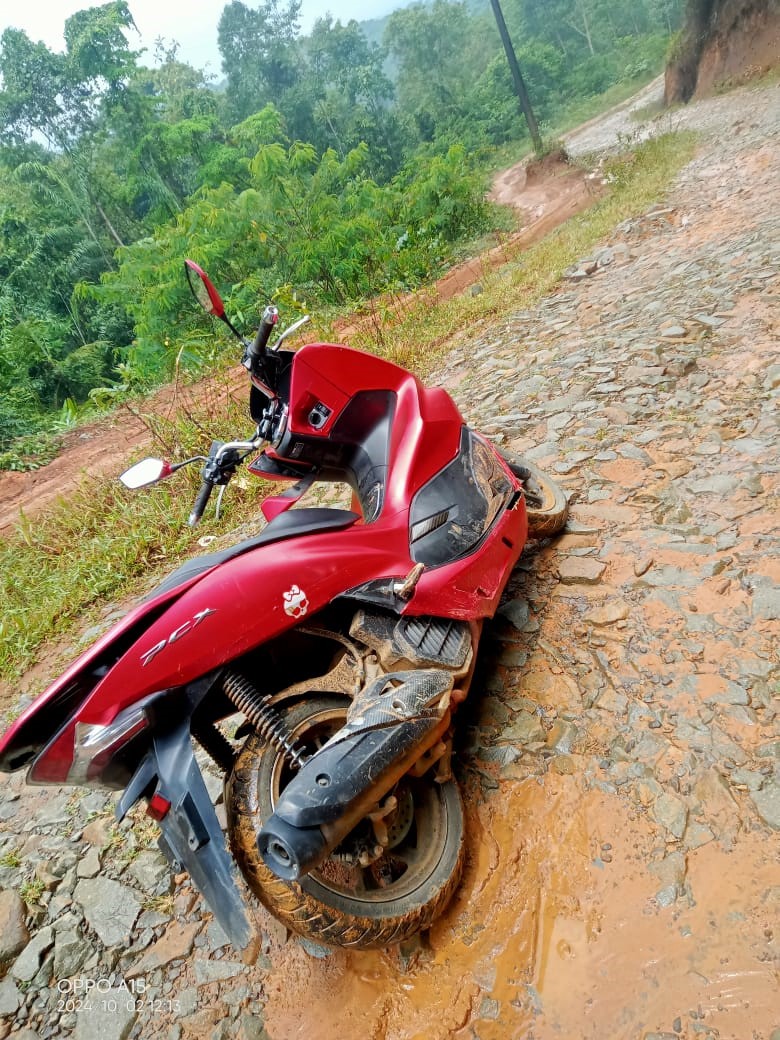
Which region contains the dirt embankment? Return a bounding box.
[665,0,780,103]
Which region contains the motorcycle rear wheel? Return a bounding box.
[227,696,464,949]
[500,450,569,539]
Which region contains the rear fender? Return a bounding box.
[115,699,254,949]
[0,585,189,773]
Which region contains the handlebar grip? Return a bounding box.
[188,479,215,527]
[247,305,279,364]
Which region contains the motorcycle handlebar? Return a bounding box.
[188,479,215,527]
[246,305,279,367]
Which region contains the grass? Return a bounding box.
[143,894,175,915]
[347,131,697,373]
[0,378,260,691]
[20,877,46,905]
[0,848,21,868]
[0,129,697,693]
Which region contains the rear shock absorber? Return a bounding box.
[222,670,307,769]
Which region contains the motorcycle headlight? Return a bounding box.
[409,428,513,567]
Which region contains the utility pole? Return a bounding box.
[488,0,543,155]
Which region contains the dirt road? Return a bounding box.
[0,80,777,1040]
[255,81,779,1040]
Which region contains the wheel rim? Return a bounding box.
[524,472,557,512]
[266,706,455,907]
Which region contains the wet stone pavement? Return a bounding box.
[0,82,778,1040]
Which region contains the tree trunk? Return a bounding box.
[579,0,595,54]
[568,0,596,55]
[94,200,125,249]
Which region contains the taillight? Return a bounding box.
[28,703,152,782]
[62,703,150,785]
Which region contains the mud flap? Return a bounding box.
[116,722,253,950]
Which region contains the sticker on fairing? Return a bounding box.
[283,585,309,618]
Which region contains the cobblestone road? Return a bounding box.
[0,80,777,1040]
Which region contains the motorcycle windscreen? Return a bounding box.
[408,428,515,567]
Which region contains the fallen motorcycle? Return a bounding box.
[0,262,568,949]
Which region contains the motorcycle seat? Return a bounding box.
[149,508,360,599]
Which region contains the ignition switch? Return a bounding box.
[308,402,332,429]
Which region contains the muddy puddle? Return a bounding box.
[261,767,776,1040]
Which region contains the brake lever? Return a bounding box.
[207,436,264,522]
[273,314,310,351]
[215,484,228,521]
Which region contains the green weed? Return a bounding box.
[20,878,46,905]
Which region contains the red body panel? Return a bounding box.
[285,344,464,510]
[1,340,527,785]
[0,583,191,756]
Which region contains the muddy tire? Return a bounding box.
[500,450,569,538]
[227,697,465,949]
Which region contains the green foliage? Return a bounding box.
[218,0,303,123]
[394,145,492,242]
[0,848,20,868]
[19,878,46,906]
[91,131,494,378]
[0,0,683,457]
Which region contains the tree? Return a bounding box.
[305,17,402,178]
[384,0,486,142]
[0,30,71,148]
[217,0,303,122]
[63,1,140,102]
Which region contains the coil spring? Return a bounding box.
[222,670,307,770]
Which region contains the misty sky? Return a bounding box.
[1,0,407,77]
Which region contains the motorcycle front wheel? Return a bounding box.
[227,696,464,949]
[499,450,569,539]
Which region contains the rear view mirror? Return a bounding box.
[120,458,172,489]
[184,259,225,318]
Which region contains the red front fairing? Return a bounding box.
[278,343,466,509]
[1,339,526,785]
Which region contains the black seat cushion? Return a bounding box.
[149,508,360,599]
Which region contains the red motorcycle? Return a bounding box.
[0,263,567,950]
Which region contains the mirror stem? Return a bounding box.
[219,313,250,347]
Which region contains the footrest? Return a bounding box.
[351,611,471,669]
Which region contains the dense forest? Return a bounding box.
[0,0,682,459]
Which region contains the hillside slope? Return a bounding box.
[665,0,780,102]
